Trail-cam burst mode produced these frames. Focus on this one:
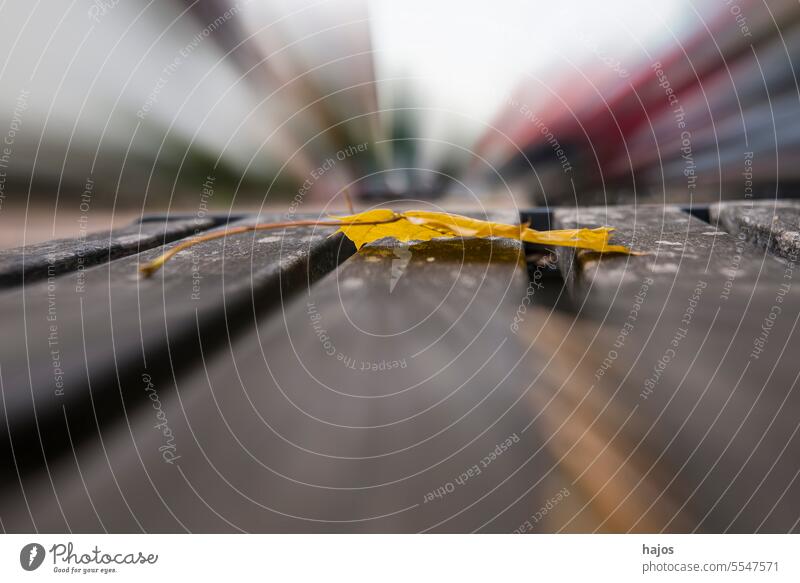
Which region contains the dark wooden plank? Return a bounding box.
[515,283,800,533]
[543,204,800,532]
[0,214,352,492]
[711,200,800,261]
[0,211,590,532]
[552,204,786,305]
[0,218,216,288]
[9,207,799,533]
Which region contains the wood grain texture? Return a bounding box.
[546,204,800,532]
[711,200,800,261]
[0,215,352,490]
[0,211,588,532]
[0,218,216,288]
[4,208,800,533]
[553,204,786,305]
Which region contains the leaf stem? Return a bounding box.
[138,216,401,278]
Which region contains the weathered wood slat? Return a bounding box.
[0,211,588,533]
[0,215,352,488]
[711,200,800,261]
[0,218,216,288]
[544,204,800,532]
[553,204,786,304]
[6,206,800,533]
[512,284,800,533]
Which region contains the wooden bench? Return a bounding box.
[1,202,799,533]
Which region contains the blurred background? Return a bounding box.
[0,0,798,246]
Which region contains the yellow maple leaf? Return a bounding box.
[333,209,633,254]
[332,209,461,250]
[139,208,635,277]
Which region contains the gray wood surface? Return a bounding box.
[538,286,800,533]
[553,204,786,306]
[547,204,800,532]
[3,207,800,533]
[711,200,800,261]
[0,215,351,488]
[0,211,590,532]
[0,218,216,288]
